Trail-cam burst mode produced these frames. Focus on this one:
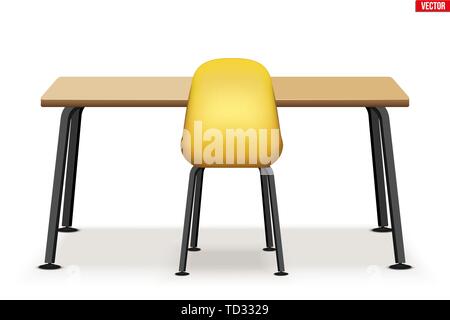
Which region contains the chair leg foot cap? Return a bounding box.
[389,263,412,270]
[175,271,189,276]
[372,227,392,233]
[263,247,276,252]
[274,271,288,276]
[39,263,61,270]
[58,227,79,233]
[188,247,201,252]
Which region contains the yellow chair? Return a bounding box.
[176,58,287,276]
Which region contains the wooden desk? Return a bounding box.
[41,77,409,108]
[39,77,411,271]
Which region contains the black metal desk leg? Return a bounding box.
[60,107,84,233]
[374,107,411,270]
[39,108,78,270]
[367,108,391,233]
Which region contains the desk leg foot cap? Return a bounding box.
[263,247,276,252]
[175,271,189,276]
[389,263,412,270]
[372,227,392,233]
[188,247,201,252]
[59,227,79,233]
[39,263,61,270]
[274,271,288,276]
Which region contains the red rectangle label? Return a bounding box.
[416,1,450,11]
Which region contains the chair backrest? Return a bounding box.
[181,58,282,167]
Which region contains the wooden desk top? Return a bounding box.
[41,77,409,108]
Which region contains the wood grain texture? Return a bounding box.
[41,77,409,107]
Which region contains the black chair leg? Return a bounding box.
[39,107,78,270]
[259,168,275,251]
[367,108,391,233]
[60,107,84,233]
[262,167,288,276]
[189,168,205,251]
[176,166,202,276]
[373,107,411,270]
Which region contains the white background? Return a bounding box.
[0,0,449,299]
